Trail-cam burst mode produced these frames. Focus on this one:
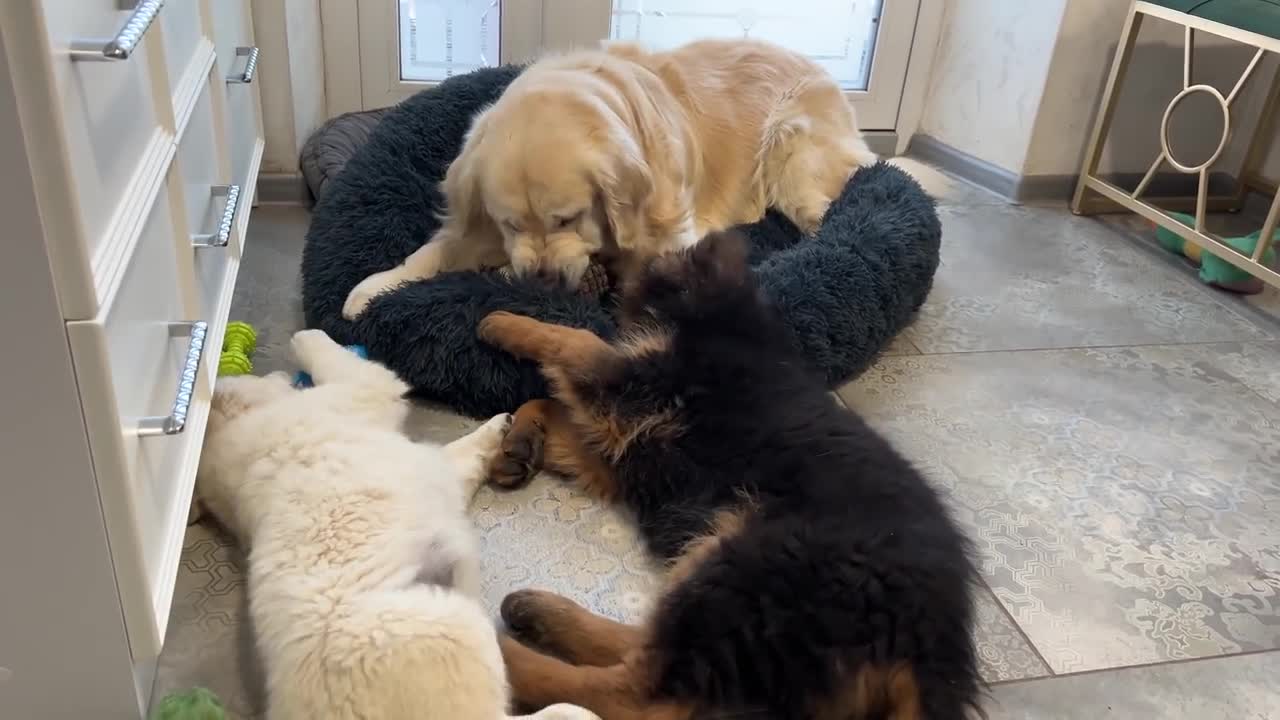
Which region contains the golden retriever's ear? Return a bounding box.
[439,110,502,252]
[593,134,654,250]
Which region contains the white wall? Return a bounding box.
[286,0,326,149]
[251,0,326,175]
[919,0,1279,185]
[918,0,1069,174]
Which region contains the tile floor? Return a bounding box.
[152,184,1280,718]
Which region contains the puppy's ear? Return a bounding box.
[439,110,502,249]
[690,230,750,288]
[620,231,754,324]
[593,133,654,250]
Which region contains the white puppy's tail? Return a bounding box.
[886,156,953,200]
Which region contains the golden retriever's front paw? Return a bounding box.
[342,272,397,319]
[556,256,592,292]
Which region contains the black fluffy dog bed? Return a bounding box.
[300,66,941,418]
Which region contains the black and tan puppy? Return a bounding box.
[478,232,982,720]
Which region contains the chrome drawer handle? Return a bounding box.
[192,185,241,248]
[227,46,260,84]
[70,0,165,62]
[138,321,208,437]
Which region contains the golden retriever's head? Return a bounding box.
[443,80,657,289]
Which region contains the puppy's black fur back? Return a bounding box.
[580,233,982,718]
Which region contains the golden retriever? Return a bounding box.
[343,38,939,319]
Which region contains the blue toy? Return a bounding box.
[293,344,368,388]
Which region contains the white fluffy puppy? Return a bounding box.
[196,329,597,720]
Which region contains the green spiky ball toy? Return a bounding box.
[150,688,226,720]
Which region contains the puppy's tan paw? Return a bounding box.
[488,412,544,489]
[500,589,576,650]
[476,311,523,345]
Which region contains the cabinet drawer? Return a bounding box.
[210,0,263,193]
[66,171,210,658]
[159,0,210,116]
[209,0,251,70]
[177,74,237,319]
[39,0,172,273]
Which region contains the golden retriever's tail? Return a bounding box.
[885,156,954,201]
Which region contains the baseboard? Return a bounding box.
[863,130,898,157]
[908,134,1021,199]
[908,134,1240,205]
[255,172,313,206]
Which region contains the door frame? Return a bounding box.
[321,0,944,150]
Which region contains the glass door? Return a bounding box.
[396,0,505,82]
[355,0,606,109]
[352,0,922,132]
[606,0,915,129]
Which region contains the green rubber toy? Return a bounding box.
[1155,211,1276,294]
[150,688,226,720]
[218,321,258,377]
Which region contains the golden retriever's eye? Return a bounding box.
[551,211,584,230]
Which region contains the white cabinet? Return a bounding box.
[0,1,264,717]
[38,0,174,317]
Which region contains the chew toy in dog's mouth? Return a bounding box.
[494,258,612,298]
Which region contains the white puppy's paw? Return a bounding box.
[526,704,602,720]
[342,271,399,319]
[290,329,339,368]
[475,412,514,451]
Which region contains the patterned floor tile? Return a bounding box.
[985,651,1280,719]
[152,522,261,718]
[882,331,920,356]
[1201,342,1280,406]
[1243,285,1280,318]
[840,345,1280,672]
[904,204,1273,353]
[974,588,1053,682]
